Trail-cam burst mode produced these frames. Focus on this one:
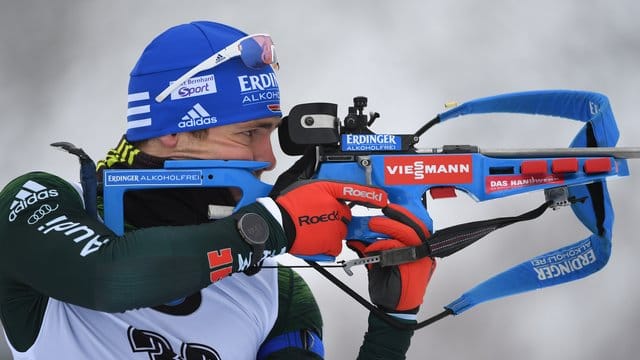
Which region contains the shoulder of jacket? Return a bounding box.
[0,171,83,216]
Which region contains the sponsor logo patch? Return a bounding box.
[104,170,203,186]
[37,215,109,256]
[9,180,59,222]
[384,155,473,185]
[27,203,59,225]
[342,134,402,152]
[179,103,217,129]
[342,187,384,202]
[170,74,217,100]
[486,174,564,193]
[298,210,340,226]
[531,241,597,281]
[238,73,280,106]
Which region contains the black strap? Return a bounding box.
[51,142,98,220]
[426,200,552,258]
[307,261,453,330]
[584,122,607,236]
[373,201,552,267]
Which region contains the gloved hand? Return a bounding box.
[347,204,436,313]
[269,180,389,257]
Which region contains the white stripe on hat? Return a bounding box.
[127,105,150,116]
[127,118,152,129]
[128,92,150,102]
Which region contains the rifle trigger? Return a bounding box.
[340,255,381,276]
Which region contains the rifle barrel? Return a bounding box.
[479,147,640,159]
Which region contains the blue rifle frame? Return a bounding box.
[102,89,631,316]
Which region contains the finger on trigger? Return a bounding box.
[368,216,422,246]
[382,206,430,243]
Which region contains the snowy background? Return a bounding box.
[1,1,639,359]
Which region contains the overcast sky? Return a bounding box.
[1,1,639,359]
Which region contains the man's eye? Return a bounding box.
[243,128,268,137]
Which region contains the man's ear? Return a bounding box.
[157,133,179,148]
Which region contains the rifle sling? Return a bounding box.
[376,200,551,267]
[426,200,552,259]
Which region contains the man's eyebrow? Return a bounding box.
[243,119,281,130]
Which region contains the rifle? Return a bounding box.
[102,89,640,328]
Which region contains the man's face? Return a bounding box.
[183,116,281,177]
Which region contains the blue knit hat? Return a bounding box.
[125,21,281,141]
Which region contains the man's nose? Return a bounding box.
[253,135,277,171]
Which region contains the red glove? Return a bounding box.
[348,204,436,313]
[273,180,388,257]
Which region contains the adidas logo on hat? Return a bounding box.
[214,53,226,64]
[179,103,218,129]
[8,180,59,222]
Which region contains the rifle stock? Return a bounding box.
[102,90,637,318]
